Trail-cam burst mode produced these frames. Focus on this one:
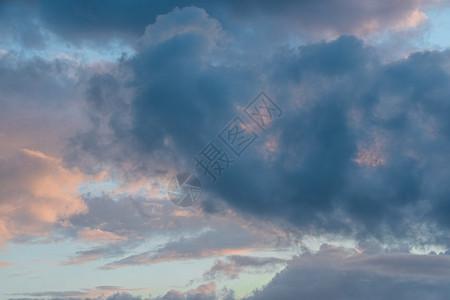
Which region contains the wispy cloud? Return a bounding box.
[203,255,288,280]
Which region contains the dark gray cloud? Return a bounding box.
[36,0,176,43]
[209,36,450,248]
[246,267,450,300]
[0,1,47,49]
[0,0,436,48]
[244,245,450,300]
[64,6,258,178]
[63,5,450,251]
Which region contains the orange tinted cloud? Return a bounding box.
[0,146,89,246]
[77,228,128,243]
[0,262,13,268]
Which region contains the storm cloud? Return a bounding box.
[64,6,450,251]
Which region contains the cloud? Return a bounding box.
[10,286,152,300]
[208,36,450,248]
[35,0,176,44]
[77,228,128,243]
[0,0,440,50]
[5,1,450,300]
[106,293,143,300]
[244,244,450,300]
[0,53,87,156]
[0,50,118,248]
[0,1,47,49]
[58,4,450,252]
[138,7,227,51]
[0,146,88,246]
[61,244,125,266]
[100,227,272,270]
[203,256,288,280]
[11,283,220,300]
[0,262,13,268]
[62,190,295,267]
[64,6,254,179]
[151,282,216,300]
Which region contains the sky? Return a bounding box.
[2,0,450,299]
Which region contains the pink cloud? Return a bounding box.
[0,145,90,247]
[0,262,13,268]
[77,228,128,243]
